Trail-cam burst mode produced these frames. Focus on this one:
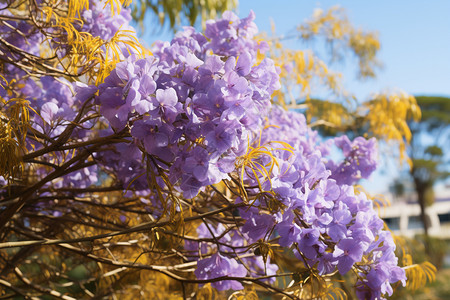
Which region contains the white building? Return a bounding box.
[378,198,450,238]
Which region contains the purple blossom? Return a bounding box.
[40,102,59,124]
[13,7,410,298]
[333,238,365,275]
[242,213,274,242]
[330,136,378,185]
[153,88,180,122]
[244,256,278,284]
[276,220,302,247]
[298,228,324,260]
[326,201,352,242]
[195,253,247,291]
[316,252,338,275]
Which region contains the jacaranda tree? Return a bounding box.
[0,0,436,299]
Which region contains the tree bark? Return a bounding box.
[413,177,432,256]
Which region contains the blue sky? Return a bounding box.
[142,1,450,196]
[236,0,450,99]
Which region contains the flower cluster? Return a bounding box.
[92,10,405,299]
[81,0,136,41]
[97,11,280,198]
[226,106,406,298]
[185,222,278,291]
[1,2,409,298]
[328,136,378,185]
[195,253,247,290]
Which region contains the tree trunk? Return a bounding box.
[413,177,431,256]
[416,188,429,236]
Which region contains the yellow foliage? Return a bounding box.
[105,0,129,15]
[325,285,348,300]
[95,29,146,84]
[286,271,347,300]
[68,0,90,18]
[363,92,421,166]
[97,266,184,299]
[403,260,437,291]
[392,235,437,292]
[229,286,259,300]
[299,6,381,79]
[306,99,352,129]
[256,7,417,166]
[0,119,22,180]
[7,0,148,85]
[67,0,131,18]
[55,22,145,84]
[303,92,420,166]
[0,80,34,180]
[197,283,219,300]
[260,31,345,107]
[136,271,183,299]
[235,136,293,200]
[132,0,237,30]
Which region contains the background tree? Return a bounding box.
[408,96,450,236]
[389,179,406,202]
[131,0,237,30]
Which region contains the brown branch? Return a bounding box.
[13,267,77,300]
[0,203,246,249]
[0,146,94,230]
[0,277,37,299]
[54,242,297,299]
[22,97,94,161]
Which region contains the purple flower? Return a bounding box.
[333,238,365,275]
[153,87,180,122]
[185,223,232,257]
[242,213,274,242]
[316,252,338,275]
[298,228,324,260]
[243,256,278,284]
[326,201,352,242]
[235,52,253,76]
[276,220,302,247]
[179,175,203,199]
[366,263,392,296]
[205,120,239,155]
[98,86,130,129]
[195,253,247,291]
[330,136,378,185]
[41,102,59,124]
[222,71,249,96]
[130,120,174,162]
